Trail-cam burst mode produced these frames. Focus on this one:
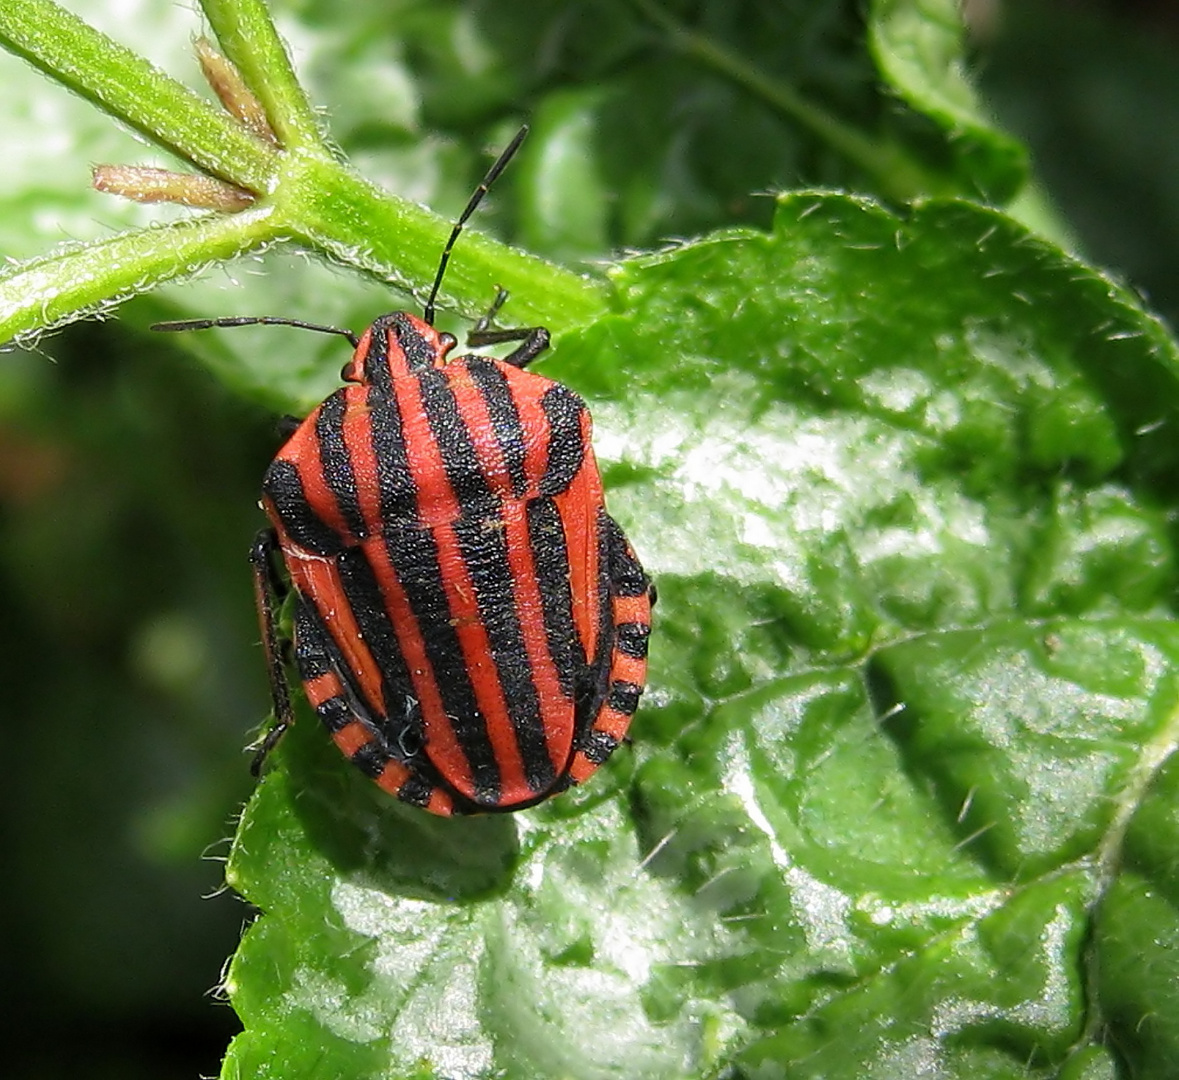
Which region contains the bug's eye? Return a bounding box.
[340,356,367,383]
[439,332,458,357]
[277,414,301,440]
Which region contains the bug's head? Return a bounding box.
[340,312,458,384]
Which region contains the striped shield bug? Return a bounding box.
[155,127,653,815]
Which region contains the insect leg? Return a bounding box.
[467,287,550,368]
[248,528,296,774]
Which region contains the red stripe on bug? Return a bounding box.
[279,535,388,718]
[374,759,411,794]
[276,412,355,544]
[554,447,605,663]
[427,787,455,815]
[392,364,535,804]
[612,594,651,626]
[446,364,516,498]
[504,366,552,498]
[334,720,373,757]
[500,496,573,769]
[609,653,647,688]
[435,520,535,802]
[363,533,475,794]
[594,707,633,744]
[380,324,414,381]
[447,363,573,771]
[339,386,380,515]
[303,670,344,705]
[567,755,594,784]
[322,381,405,722]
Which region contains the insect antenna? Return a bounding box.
[422,124,529,327]
[151,315,360,348]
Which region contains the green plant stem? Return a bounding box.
[0,209,277,343]
[0,148,608,345]
[274,155,609,330]
[0,0,277,191]
[630,0,945,202]
[199,0,322,150]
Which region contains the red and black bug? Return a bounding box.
[155,128,652,815]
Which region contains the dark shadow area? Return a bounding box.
[279,711,522,903]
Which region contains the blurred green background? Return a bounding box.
[2,0,1178,1076]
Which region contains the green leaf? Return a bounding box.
[869,0,1028,202]
[224,194,1179,1077]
